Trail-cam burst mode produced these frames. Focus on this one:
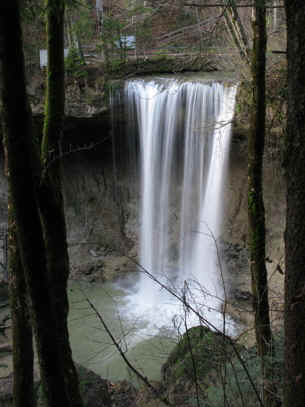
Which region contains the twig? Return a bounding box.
[41,135,110,182]
[84,295,171,406]
[183,289,201,407]
[184,3,284,8]
[125,255,265,407]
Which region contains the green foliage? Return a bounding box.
[134,18,152,52]
[20,0,45,22]
[248,188,256,213]
[98,16,131,67]
[207,349,261,407]
[206,334,284,407]
[67,0,95,42]
[162,326,284,407]
[163,326,233,383]
[107,58,125,73]
[65,47,87,79]
[102,15,123,41]
[21,0,45,68]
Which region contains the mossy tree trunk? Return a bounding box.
[7,193,34,407]
[2,128,35,406]
[0,3,73,406]
[283,2,305,406]
[1,32,34,407]
[248,1,275,405]
[39,1,83,406]
[0,3,83,407]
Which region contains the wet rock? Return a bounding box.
[0,282,8,304]
[77,365,112,407]
[231,289,252,302]
[161,326,238,405]
[109,380,138,407]
[0,375,13,407]
[220,240,249,276]
[89,249,100,258]
[0,344,11,354]
[70,260,105,282]
[37,365,112,407]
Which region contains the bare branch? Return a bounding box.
[182,294,201,407]
[184,3,284,8]
[124,256,265,407]
[85,295,172,406]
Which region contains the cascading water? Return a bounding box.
[124,77,237,332]
[68,76,238,381]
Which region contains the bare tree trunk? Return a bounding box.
[283,1,305,406]
[223,11,249,62]
[249,1,276,405]
[7,195,34,407]
[40,1,83,406]
[0,3,85,406]
[272,0,278,32]
[1,33,34,407]
[223,0,251,65]
[65,8,85,63]
[0,4,73,406]
[96,0,104,34]
[195,7,204,54]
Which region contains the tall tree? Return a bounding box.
[248,0,276,405]
[0,16,34,407]
[283,1,305,406]
[7,197,34,407]
[96,0,104,33]
[0,2,83,406]
[223,0,251,65]
[39,1,83,405]
[0,3,72,406]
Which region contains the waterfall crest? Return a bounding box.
[124,77,237,329]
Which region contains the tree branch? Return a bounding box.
[124,256,265,407]
[85,295,172,406]
[184,3,284,7]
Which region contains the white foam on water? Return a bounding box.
[121,79,237,338]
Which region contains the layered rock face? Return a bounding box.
[62,117,285,320]
[0,74,286,323]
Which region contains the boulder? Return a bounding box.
[161,326,238,405]
[37,364,112,407]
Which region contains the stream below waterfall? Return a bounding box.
[68,276,177,383]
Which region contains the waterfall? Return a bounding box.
[123,77,237,331]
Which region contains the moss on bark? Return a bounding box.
[7,192,34,407]
[39,1,84,406]
[0,2,82,406]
